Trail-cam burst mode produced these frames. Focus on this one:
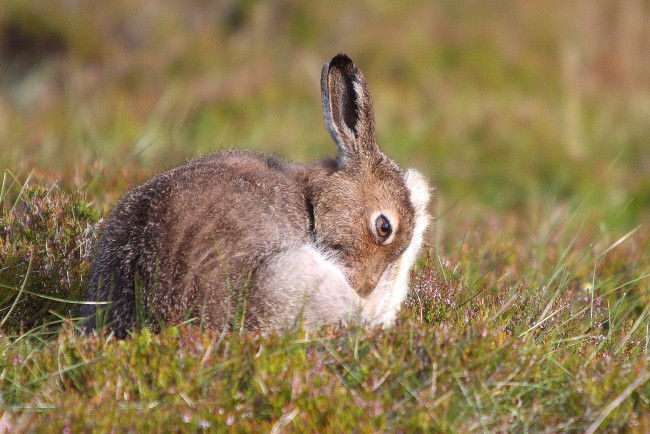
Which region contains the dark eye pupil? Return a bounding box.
[376,215,392,239]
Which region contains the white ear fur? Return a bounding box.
[362,169,431,326]
[404,169,431,214]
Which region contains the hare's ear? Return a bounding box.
[321,54,378,168]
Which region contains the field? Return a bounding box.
[1,0,649,431]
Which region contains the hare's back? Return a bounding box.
[159,151,313,258]
[142,151,314,325]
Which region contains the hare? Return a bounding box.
[81,54,430,338]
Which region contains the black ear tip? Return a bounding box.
[329,53,354,69]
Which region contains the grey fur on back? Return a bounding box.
[82,54,431,337]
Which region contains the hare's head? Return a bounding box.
[311,54,426,295]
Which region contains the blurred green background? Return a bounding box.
[1,0,649,231]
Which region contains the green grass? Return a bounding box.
[1,0,649,431]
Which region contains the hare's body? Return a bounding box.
[83,55,430,337]
[84,152,335,335]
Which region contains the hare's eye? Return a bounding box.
[375,215,392,240]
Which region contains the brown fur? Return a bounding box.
[81,54,428,337]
